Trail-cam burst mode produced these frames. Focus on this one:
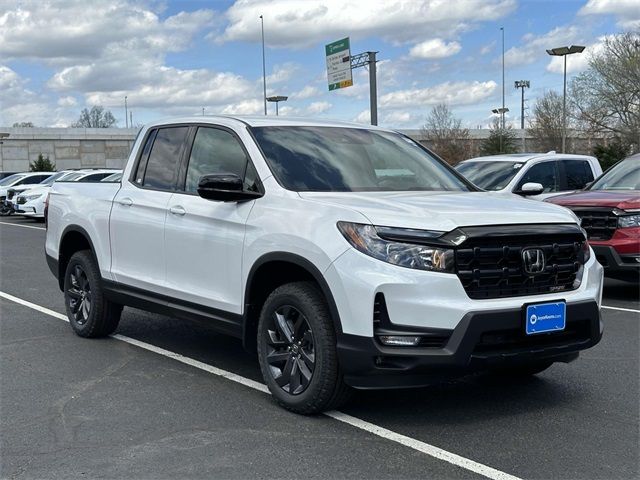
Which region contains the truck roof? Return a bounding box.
[144,115,393,131]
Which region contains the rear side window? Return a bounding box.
[21,175,48,185]
[516,161,558,192]
[78,173,113,182]
[142,127,189,190]
[184,127,254,193]
[562,160,594,189]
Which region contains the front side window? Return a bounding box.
[184,127,255,193]
[251,126,470,192]
[563,160,594,189]
[20,175,50,185]
[142,127,189,190]
[516,161,558,193]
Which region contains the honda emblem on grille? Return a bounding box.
[522,248,545,275]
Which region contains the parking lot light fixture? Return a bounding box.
[546,45,585,153]
[266,96,288,116]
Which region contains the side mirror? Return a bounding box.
[197,174,263,202]
[514,182,545,196]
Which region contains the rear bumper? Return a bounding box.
[592,245,640,281]
[337,300,602,389]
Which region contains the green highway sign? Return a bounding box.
[326,37,353,91]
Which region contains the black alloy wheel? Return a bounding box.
[67,264,92,325]
[264,305,315,395]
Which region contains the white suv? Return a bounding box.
[45,117,604,414]
[455,153,602,200]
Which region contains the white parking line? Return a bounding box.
[601,305,640,314]
[0,220,45,230]
[0,290,521,480]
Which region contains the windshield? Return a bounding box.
[589,159,640,190]
[455,160,525,191]
[39,171,67,186]
[250,126,470,192]
[0,174,26,186]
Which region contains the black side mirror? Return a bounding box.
[197,173,262,202]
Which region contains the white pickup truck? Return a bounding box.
[46,116,604,414]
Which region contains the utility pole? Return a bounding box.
[515,80,530,151]
[124,96,128,128]
[260,15,267,116]
[129,111,133,128]
[501,27,505,130]
[349,51,378,126]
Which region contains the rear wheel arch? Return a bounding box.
[242,252,343,352]
[57,226,98,291]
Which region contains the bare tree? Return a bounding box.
[12,122,34,127]
[421,103,470,164]
[570,32,640,150]
[72,106,117,128]
[528,90,564,152]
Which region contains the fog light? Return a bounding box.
[378,335,421,346]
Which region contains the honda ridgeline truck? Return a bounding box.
[45,117,604,414]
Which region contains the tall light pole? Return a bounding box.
[501,27,505,130]
[267,96,288,116]
[546,45,585,153]
[515,80,530,151]
[260,15,267,116]
[124,96,128,128]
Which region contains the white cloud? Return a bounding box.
[409,39,462,59]
[221,99,264,115]
[353,110,370,124]
[480,41,496,55]
[306,101,332,114]
[57,95,77,107]
[382,111,414,126]
[291,85,321,100]
[503,25,583,68]
[265,62,300,84]
[219,0,516,48]
[580,0,640,29]
[380,80,498,108]
[0,1,215,62]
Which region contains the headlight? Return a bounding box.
[24,193,42,201]
[337,222,454,272]
[618,214,640,229]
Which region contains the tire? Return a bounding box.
[64,250,122,338]
[490,361,554,377]
[257,281,351,414]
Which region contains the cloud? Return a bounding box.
[409,39,462,59]
[480,41,496,55]
[0,1,215,62]
[291,85,321,100]
[265,62,300,84]
[579,0,640,29]
[503,25,583,68]
[218,0,516,48]
[353,110,370,124]
[380,80,497,108]
[57,96,77,107]
[382,111,414,126]
[221,99,264,115]
[306,101,332,114]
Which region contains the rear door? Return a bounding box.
[110,126,189,293]
[558,159,595,193]
[164,125,261,315]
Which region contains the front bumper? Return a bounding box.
[592,245,640,281]
[338,300,602,389]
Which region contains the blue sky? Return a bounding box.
[0,0,636,128]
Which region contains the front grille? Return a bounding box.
[455,228,585,300]
[570,208,618,240]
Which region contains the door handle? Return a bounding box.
[118,197,133,206]
[169,205,186,216]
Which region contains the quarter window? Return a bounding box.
[142,127,188,190]
[516,162,558,193]
[184,127,254,193]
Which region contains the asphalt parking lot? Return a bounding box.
[1,216,638,480]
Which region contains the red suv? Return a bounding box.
[547,154,639,281]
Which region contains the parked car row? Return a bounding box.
[0,169,121,219]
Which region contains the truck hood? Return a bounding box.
[299,191,577,231]
[547,190,640,211]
